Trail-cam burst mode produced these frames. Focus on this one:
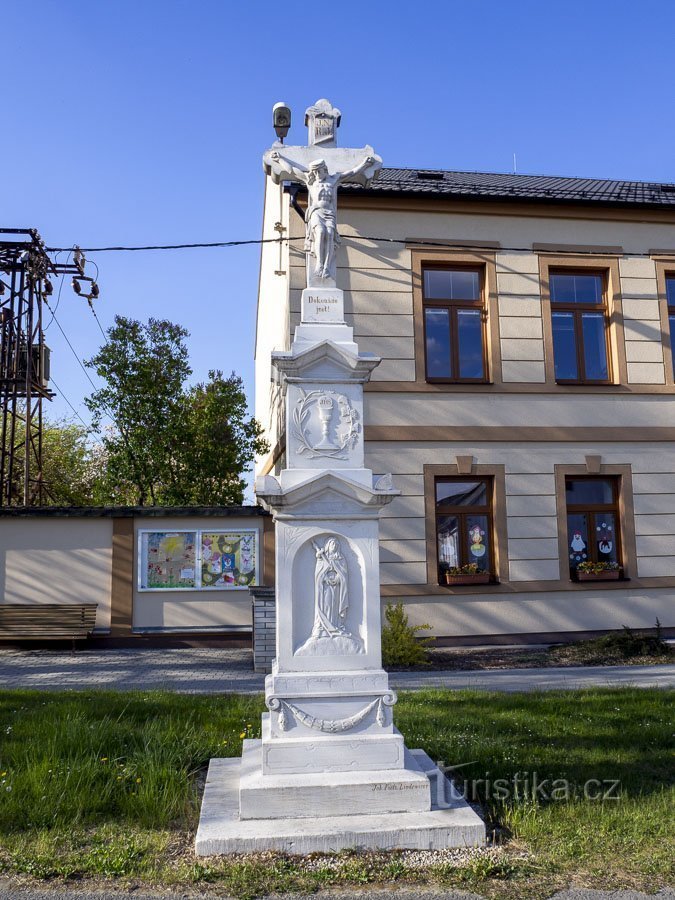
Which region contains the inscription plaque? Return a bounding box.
[301,288,344,324]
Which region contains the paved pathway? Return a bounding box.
[0,647,673,693]
[1,885,673,899]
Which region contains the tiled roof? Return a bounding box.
[341,167,675,208]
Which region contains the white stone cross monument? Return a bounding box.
[195,99,485,854]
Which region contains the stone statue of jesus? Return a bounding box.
[269,150,375,283]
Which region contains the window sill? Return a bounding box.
[555,381,615,387]
[426,380,492,386]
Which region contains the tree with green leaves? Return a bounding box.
[41,419,105,505]
[85,315,267,506]
[6,408,103,506]
[163,369,267,506]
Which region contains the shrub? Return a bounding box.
[381,602,434,668]
[551,619,671,664]
[594,623,671,659]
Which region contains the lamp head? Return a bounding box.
[272,102,291,142]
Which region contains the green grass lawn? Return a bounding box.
[0,687,672,899]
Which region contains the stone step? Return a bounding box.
[196,755,486,854]
[239,739,431,820]
[260,714,405,775]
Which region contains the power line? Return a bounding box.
[89,303,108,343]
[47,376,93,431]
[43,299,99,393]
[45,234,669,258]
[44,301,122,435]
[47,237,305,253]
[44,249,72,333]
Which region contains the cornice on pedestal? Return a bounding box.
[272,341,381,385]
[256,470,399,512]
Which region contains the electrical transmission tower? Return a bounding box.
[0,228,84,506]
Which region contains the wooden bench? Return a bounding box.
[0,604,98,646]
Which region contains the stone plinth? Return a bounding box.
[259,716,406,775]
[301,288,344,323]
[196,751,485,855]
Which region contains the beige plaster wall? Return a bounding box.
[364,393,675,428]
[0,518,113,631]
[338,208,675,256]
[259,194,675,636]
[280,205,675,392]
[388,588,674,638]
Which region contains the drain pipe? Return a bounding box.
[288,183,306,223]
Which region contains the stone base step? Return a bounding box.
[260,714,406,774]
[196,753,486,854]
[240,739,429,819]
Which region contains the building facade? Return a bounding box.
[256,167,675,642]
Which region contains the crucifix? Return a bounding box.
[263,99,382,288]
[194,96,486,857]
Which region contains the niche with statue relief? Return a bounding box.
[291,533,366,657]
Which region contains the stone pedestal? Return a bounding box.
[196,101,484,855]
[195,290,485,853]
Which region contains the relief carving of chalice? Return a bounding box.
[315,395,337,450]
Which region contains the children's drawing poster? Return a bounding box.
[200,531,257,589]
[140,531,197,590]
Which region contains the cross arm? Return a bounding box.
[263,147,309,184]
[334,147,383,185]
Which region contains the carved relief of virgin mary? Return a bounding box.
[296,536,364,656]
[313,537,348,636]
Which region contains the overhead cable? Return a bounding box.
[43,299,99,393]
[47,377,93,431]
[46,235,667,258]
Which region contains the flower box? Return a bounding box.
[444,572,491,586]
[576,570,621,582]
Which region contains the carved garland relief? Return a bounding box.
[267,692,397,734]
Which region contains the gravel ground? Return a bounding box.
[413,645,674,671]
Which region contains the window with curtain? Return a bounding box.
[435,477,494,581]
[565,476,622,577]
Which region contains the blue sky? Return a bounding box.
[3,0,675,437]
